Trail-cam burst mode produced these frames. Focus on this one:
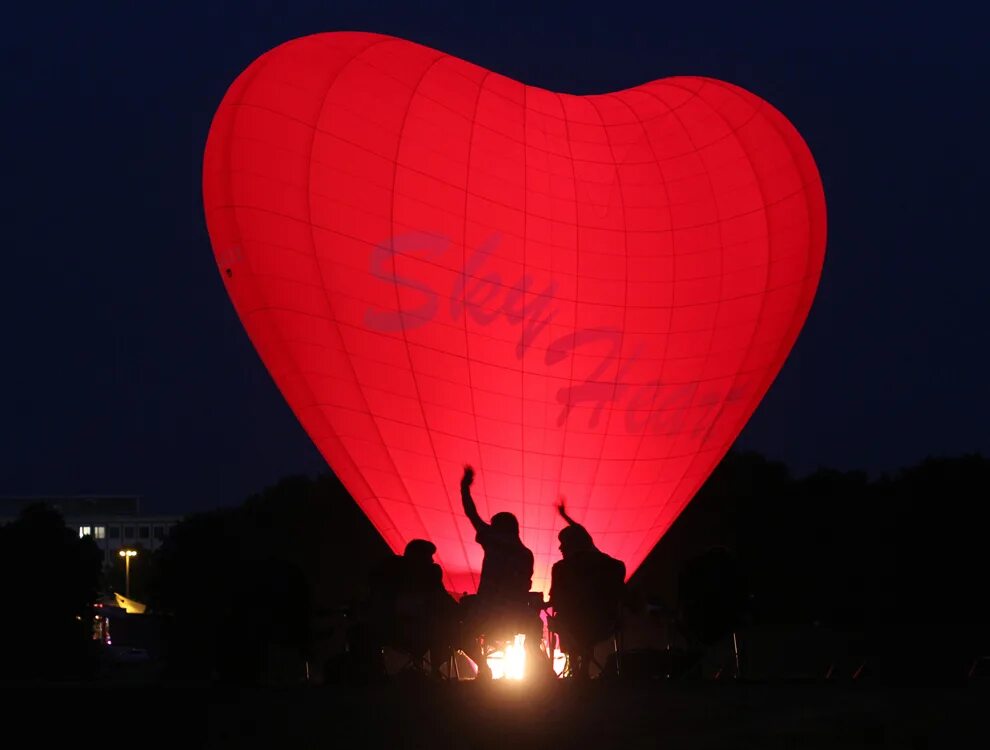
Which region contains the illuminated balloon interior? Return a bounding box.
[203,32,826,595]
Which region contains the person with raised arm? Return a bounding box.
[459,465,549,679]
[549,500,627,679]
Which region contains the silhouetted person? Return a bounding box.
[367,539,458,679]
[460,465,548,679]
[548,502,627,678]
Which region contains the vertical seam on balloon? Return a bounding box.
[209,49,290,521]
[549,91,581,560]
[457,68,495,594]
[650,79,772,566]
[631,80,771,567]
[641,82,729,450]
[704,80,824,365]
[521,84,529,550]
[304,38,428,551]
[702,78,824,427]
[221,40,402,549]
[679,79,823,552]
[608,88,680,568]
[381,53,470,584]
[581,95,631,554]
[627,82,731,564]
[535,116,557,588]
[220,43,391,536]
[308,41,410,544]
[521,90,547,592]
[670,79,778,477]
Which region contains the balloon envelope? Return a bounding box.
[203,32,826,594]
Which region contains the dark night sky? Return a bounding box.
[2,2,986,515]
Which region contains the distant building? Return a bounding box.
[0,495,182,566]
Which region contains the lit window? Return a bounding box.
[79,526,92,538]
[94,526,106,539]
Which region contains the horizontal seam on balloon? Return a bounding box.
[224,91,741,170]
[273,53,706,142]
[221,115,682,181]
[223,97,658,163]
[290,362,784,410]
[214,176,804,254]
[312,407,739,465]
[240,281,815,367]
[217,147,735,228]
[229,231,813,312]
[228,227,786,287]
[220,131,728,201]
[287,370,788,415]
[219,122,803,209]
[291,360,754,419]
[357,51,693,129]
[236,248,798,306]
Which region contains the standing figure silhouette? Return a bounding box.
[459,465,548,679]
[549,501,627,678]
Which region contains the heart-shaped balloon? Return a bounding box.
[203,31,826,594]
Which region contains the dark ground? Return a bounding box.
[3,678,987,749]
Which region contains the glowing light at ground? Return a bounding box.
[486,633,527,680]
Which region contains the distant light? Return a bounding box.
[118,549,137,558]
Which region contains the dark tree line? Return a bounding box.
[147,473,391,681]
[629,451,990,680]
[2,451,986,682]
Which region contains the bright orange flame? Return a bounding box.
[486,634,527,680]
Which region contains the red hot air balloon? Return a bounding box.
[202,32,826,596]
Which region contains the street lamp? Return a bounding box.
[118,548,137,598]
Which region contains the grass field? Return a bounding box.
[2,677,986,749]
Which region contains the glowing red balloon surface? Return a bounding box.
[203,32,826,594]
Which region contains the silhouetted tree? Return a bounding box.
[148,508,239,678]
[148,472,390,681]
[631,450,990,682]
[0,503,102,678]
